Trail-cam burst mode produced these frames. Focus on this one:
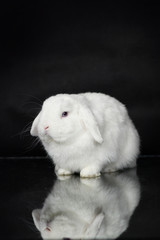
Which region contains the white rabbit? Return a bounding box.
[30,92,140,177]
[32,169,141,239]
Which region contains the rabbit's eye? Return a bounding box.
[62,111,68,117]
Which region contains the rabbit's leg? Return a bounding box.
[57,168,73,176]
[102,158,137,173]
[80,177,102,188]
[80,165,101,178]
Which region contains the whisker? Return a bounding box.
[29,107,42,111]
[21,93,43,104]
[19,217,39,233]
[23,101,42,107]
[11,122,33,139]
[24,137,41,153]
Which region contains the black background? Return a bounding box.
[1,1,160,157]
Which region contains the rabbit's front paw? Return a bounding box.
[80,166,101,178]
[57,168,72,176]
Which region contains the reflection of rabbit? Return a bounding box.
[32,169,140,239]
[30,93,140,177]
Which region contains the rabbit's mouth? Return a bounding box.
[51,136,68,143]
[41,134,53,143]
[40,129,76,143]
[41,133,67,144]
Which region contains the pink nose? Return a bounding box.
[44,126,49,130]
[45,227,51,231]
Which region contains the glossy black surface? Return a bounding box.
[1,156,160,239]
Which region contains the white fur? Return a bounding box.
[32,170,141,239]
[30,92,140,177]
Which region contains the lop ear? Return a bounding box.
[84,212,104,237]
[30,112,41,136]
[79,105,103,144]
[32,209,41,231]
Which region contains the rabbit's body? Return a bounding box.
[31,92,140,177]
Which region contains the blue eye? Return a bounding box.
[62,111,68,117]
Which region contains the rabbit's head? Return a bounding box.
[30,94,103,143]
[32,208,105,239]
